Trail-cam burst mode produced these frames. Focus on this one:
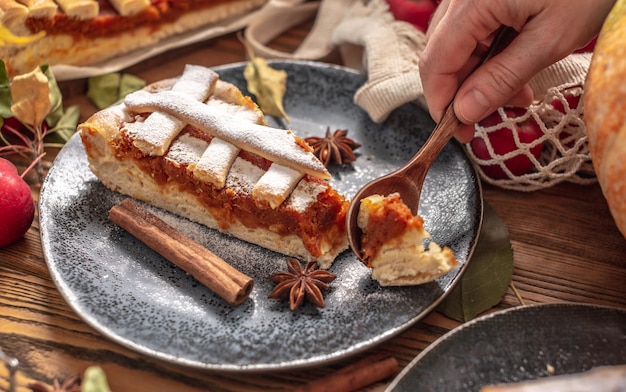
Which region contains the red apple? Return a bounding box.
[550,93,581,114]
[1,117,31,146]
[1,117,24,132]
[386,0,438,32]
[471,107,544,179]
[0,157,35,247]
[549,92,582,149]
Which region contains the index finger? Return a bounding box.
[419,17,502,122]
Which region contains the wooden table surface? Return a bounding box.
[1,21,626,392]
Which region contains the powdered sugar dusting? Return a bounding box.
[124,89,329,179]
[166,134,266,198]
[128,111,186,156]
[102,102,132,123]
[226,157,264,195]
[127,65,217,156]
[285,179,325,212]
[252,164,303,209]
[205,98,262,124]
[194,137,240,188]
[175,65,219,99]
[166,134,208,165]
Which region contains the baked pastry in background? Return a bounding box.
[480,365,626,391]
[78,64,349,268]
[357,193,458,286]
[0,0,266,76]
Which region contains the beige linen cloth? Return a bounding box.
[244,0,595,190]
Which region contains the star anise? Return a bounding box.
[268,258,337,311]
[304,127,361,167]
[28,375,81,392]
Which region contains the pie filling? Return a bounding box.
[357,193,458,286]
[359,193,424,265]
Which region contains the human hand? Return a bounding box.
[419,0,616,142]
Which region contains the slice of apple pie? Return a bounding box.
[357,193,458,285]
[78,64,348,268]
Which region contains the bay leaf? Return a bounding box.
[119,73,147,100]
[243,57,290,123]
[87,73,121,109]
[87,72,145,110]
[45,104,80,144]
[437,202,514,322]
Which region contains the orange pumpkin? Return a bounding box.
[584,0,626,239]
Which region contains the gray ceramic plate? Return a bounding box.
[39,60,482,372]
[387,303,626,391]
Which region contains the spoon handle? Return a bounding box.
[481,26,519,65]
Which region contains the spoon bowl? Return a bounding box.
[346,104,462,261]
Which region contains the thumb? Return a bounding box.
[453,38,549,123]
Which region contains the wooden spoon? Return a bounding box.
[345,26,518,262]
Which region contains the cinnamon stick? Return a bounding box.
[293,353,399,392]
[109,198,253,306]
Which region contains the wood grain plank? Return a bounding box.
[1,19,625,392]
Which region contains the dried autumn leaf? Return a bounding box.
[82,366,112,392]
[0,24,45,46]
[10,66,50,128]
[437,202,514,322]
[243,57,290,123]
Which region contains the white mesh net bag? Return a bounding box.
[465,78,596,191]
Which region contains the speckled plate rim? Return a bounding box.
[40,60,483,372]
[385,302,626,391]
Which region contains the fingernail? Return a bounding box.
[458,89,491,123]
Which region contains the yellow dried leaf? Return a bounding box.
[244,57,290,123]
[10,67,51,128]
[0,24,45,46]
